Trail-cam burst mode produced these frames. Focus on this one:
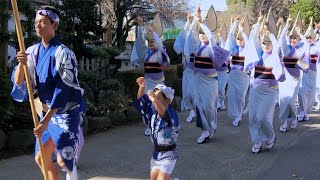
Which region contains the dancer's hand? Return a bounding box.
[287,14,292,24]
[137,16,143,26]
[236,15,241,23]
[257,12,263,24]
[136,77,145,88]
[33,120,49,137]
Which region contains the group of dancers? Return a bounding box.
[130,6,320,179]
[9,3,320,180]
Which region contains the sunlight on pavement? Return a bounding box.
[87,177,147,180]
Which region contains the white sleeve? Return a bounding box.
[131,26,148,65]
[224,22,237,52]
[173,30,186,55]
[199,23,216,47]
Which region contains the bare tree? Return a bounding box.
[101,0,190,49]
[253,0,291,19]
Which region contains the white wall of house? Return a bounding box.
[7,12,26,66]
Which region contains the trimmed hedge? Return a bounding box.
[0,69,13,131]
[116,65,179,99]
[163,39,182,65]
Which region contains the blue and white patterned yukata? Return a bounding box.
[134,94,180,161]
[11,35,84,172]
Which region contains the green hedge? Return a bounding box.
[116,65,178,99]
[0,69,13,131]
[0,69,33,132]
[163,39,182,65]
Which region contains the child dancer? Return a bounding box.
[134,77,179,180]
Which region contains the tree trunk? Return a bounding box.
[0,0,8,72]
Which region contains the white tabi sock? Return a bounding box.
[66,166,78,180]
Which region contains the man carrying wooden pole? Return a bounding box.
[10,3,85,180]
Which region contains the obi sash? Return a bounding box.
[190,53,195,62]
[231,55,245,66]
[194,56,214,69]
[144,62,164,73]
[311,54,318,64]
[283,56,299,68]
[254,65,275,79]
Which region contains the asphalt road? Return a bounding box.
[0,106,319,180]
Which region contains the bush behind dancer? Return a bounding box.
[278,14,310,133]
[11,5,84,180]
[185,6,229,144]
[134,77,179,180]
[131,14,170,136]
[174,13,196,123]
[297,18,320,120]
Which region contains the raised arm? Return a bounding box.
[279,16,292,55]
[224,18,238,52]
[183,17,199,61]
[174,14,193,54]
[131,16,148,65]
[136,77,146,99]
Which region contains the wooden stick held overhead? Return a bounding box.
[10,1,49,179]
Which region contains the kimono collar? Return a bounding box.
[41,35,60,48]
[201,42,209,46]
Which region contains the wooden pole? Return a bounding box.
[10,1,49,179]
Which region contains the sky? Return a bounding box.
[190,0,228,15]
[171,0,227,29]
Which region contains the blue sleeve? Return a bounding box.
[10,66,28,102]
[50,46,83,113]
[167,106,179,128]
[133,94,155,123]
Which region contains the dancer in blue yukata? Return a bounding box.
[184,6,229,144]
[131,14,170,136]
[174,13,196,123]
[134,77,179,180]
[297,18,320,121]
[11,5,84,180]
[278,13,310,133]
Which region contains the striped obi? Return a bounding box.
[254,65,275,79]
[190,53,195,62]
[283,56,299,68]
[311,54,318,64]
[194,56,214,69]
[144,62,164,73]
[231,55,245,66]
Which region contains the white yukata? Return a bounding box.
[298,41,320,118]
[216,36,229,109]
[131,26,170,125]
[224,21,251,124]
[174,19,194,111]
[278,24,310,130]
[246,33,285,147]
[185,20,229,132]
